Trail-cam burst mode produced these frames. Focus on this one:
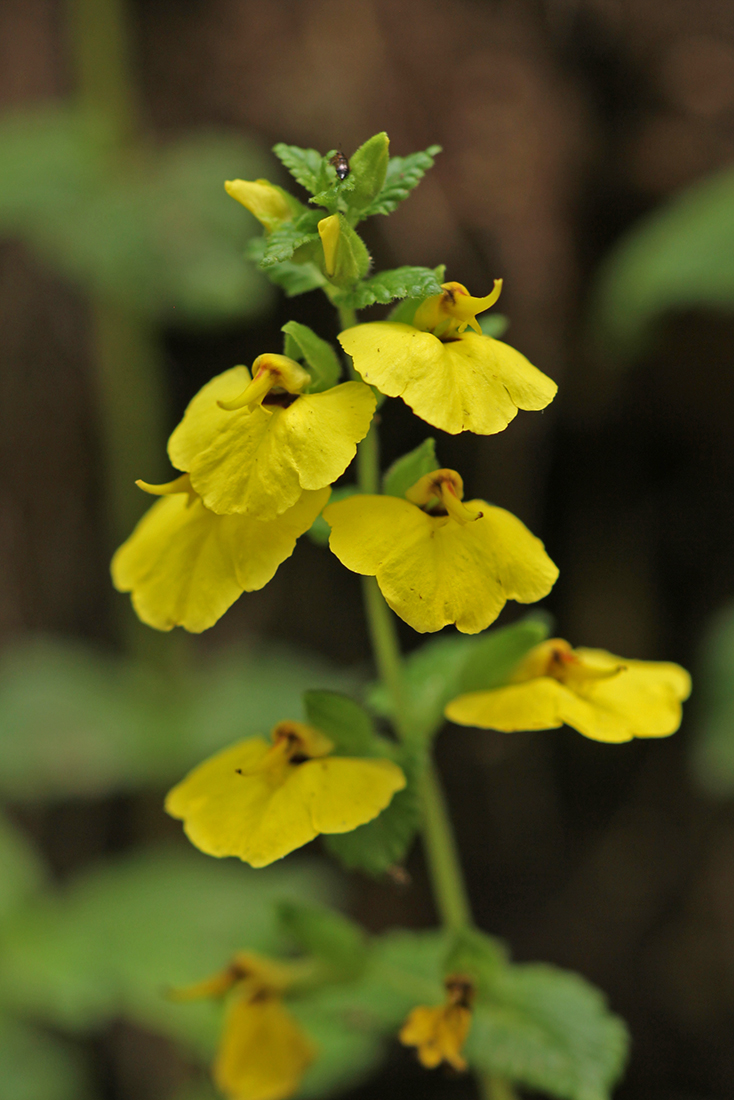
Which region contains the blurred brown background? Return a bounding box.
[2,1,734,1098]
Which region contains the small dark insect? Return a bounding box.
[330,150,350,180]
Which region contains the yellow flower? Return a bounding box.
[225,178,296,232]
[338,281,557,436]
[324,469,558,634]
[399,975,475,1072]
[168,356,375,522]
[171,951,315,1100]
[165,720,406,866]
[111,475,329,633]
[445,638,692,743]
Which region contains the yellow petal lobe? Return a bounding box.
[169,366,375,520]
[445,641,691,742]
[165,735,405,867]
[111,487,329,633]
[338,322,556,436]
[324,494,558,635]
[215,995,315,1100]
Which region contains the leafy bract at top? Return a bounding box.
[362,144,442,217]
[272,143,331,196]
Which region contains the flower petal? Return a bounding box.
[172,374,374,520]
[574,650,691,740]
[165,739,405,867]
[445,679,593,733]
[445,652,691,742]
[111,489,329,633]
[339,323,556,435]
[286,756,406,834]
[215,995,315,1100]
[325,495,557,634]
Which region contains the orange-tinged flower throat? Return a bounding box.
[217,355,311,412]
[413,280,503,338]
[405,469,483,525]
[516,639,626,687]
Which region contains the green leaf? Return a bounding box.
[277,901,367,979]
[467,964,629,1100]
[443,927,508,986]
[457,615,552,694]
[0,1016,92,1100]
[272,143,329,196]
[0,811,47,920]
[304,929,627,1100]
[282,321,342,392]
[303,691,387,757]
[259,211,322,267]
[247,237,326,296]
[691,602,734,796]
[368,617,550,742]
[362,145,442,217]
[307,486,360,546]
[589,164,734,358]
[324,740,424,876]
[333,265,442,309]
[480,313,509,339]
[382,438,439,498]
[0,847,337,1049]
[347,132,390,214]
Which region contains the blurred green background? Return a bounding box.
[2,1,734,1098]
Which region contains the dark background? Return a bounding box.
[2,1,734,1098]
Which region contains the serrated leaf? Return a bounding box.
[259,212,321,267]
[589,164,734,358]
[480,313,509,339]
[347,132,390,214]
[304,929,627,1100]
[282,321,342,392]
[362,145,442,217]
[277,901,367,979]
[272,143,329,195]
[303,691,389,758]
[382,438,439,498]
[246,236,326,296]
[467,963,629,1100]
[334,265,443,309]
[324,741,424,875]
[368,617,550,742]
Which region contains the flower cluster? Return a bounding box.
[110,134,691,1100]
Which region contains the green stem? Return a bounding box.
[420,761,473,931]
[351,388,473,932]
